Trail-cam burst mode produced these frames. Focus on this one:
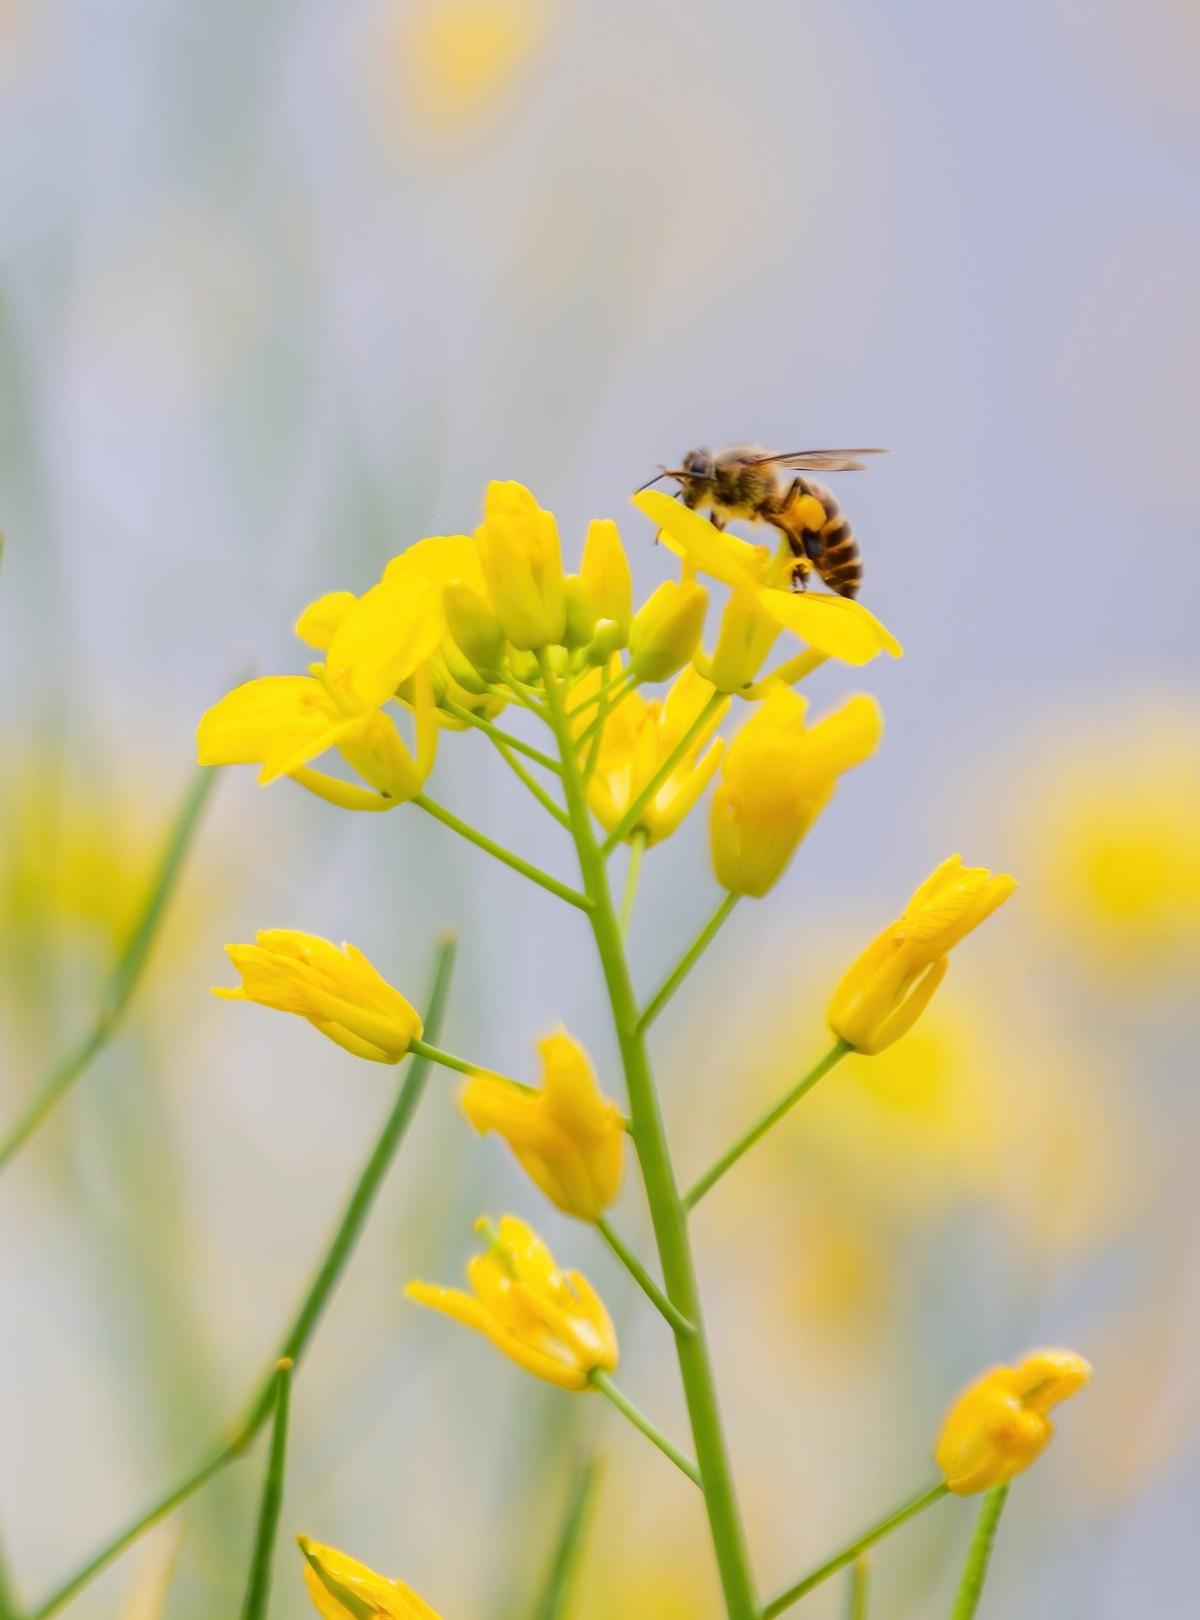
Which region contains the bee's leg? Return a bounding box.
[709,510,727,531]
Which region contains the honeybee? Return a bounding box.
[638,445,887,599]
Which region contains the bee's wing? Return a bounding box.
[748,448,889,472]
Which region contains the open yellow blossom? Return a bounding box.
[197,573,441,806]
[582,665,728,845]
[827,856,1016,1054]
[474,480,566,650]
[406,1214,618,1390]
[461,1028,624,1220]
[215,930,422,1062]
[633,489,901,668]
[298,1536,442,1619]
[936,1349,1093,1494]
[711,686,883,897]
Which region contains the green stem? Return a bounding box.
[949,1486,1009,1620]
[847,1557,870,1620]
[762,1484,948,1618]
[0,765,219,1171]
[491,738,570,826]
[530,1455,604,1620]
[576,673,638,757]
[596,1216,695,1336]
[414,794,591,912]
[408,1037,536,1094]
[0,1534,20,1620]
[590,1373,700,1488]
[619,830,647,937]
[28,940,457,1620]
[540,657,759,1620]
[600,691,725,853]
[440,700,563,774]
[567,667,634,720]
[684,1040,850,1211]
[238,1359,293,1620]
[638,893,738,1030]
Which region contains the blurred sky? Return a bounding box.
[1,3,1198,1618]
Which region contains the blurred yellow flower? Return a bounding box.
[710,686,882,897]
[406,1214,618,1390]
[628,579,709,682]
[706,588,782,693]
[1028,712,1200,984]
[935,1349,1093,1494]
[461,1028,625,1220]
[378,0,553,143]
[582,665,728,846]
[633,490,902,668]
[298,1536,441,1619]
[474,480,566,651]
[197,574,441,805]
[828,856,1015,1053]
[216,930,422,1063]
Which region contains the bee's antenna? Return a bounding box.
[635,466,712,494]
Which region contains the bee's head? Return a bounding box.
[679,448,714,507]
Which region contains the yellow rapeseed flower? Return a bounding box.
[827,856,1016,1054]
[710,685,883,897]
[935,1349,1093,1494]
[474,480,566,650]
[461,1028,624,1220]
[628,579,709,682]
[582,665,728,846]
[215,930,422,1063]
[633,489,902,668]
[406,1214,618,1391]
[580,517,634,643]
[197,573,441,806]
[298,1536,442,1619]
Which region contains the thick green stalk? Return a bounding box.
[0,765,219,1170]
[28,940,456,1619]
[414,794,590,912]
[762,1483,948,1618]
[530,1455,603,1620]
[590,1374,700,1487]
[638,892,738,1030]
[239,1359,293,1620]
[540,658,759,1620]
[684,1040,850,1210]
[949,1486,1008,1620]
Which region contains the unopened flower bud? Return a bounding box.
[629,580,708,682]
[444,581,505,682]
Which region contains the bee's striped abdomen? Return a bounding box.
[781,480,864,599]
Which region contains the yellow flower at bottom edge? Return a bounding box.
[710,684,882,897]
[406,1214,618,1390]
[827,856,1016,1054]
[298,1537,442,1620]
[461,1028,625,1220]
[583,665,728,845]
[935,1349,1093,1494]
[215,930,422,1062]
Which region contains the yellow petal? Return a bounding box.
[326,575,443,712]
[384,534,487,595]
[632,489,765,587]
[196,676,357,784]
[759,590,903,666]
[295,591,359,650]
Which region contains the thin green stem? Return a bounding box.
[440,700,562,774]
[414,794,591,912]
[847,1557,870,1620]
[596,1216,695,1336]
[28,940,457,1620]
[530,1455,604,1620]
[600,691,725,853]
[762,1484,949,1618]
[590,1373,701,1487]
[0,765,219,1171]
[684,1040,851,1211]
[408,1037,535,1094]
[638,893,738,1030]
[238,1359,293,1620]
[576,674,638,757]
[949,1486,1009,1620]
[490,738,570,825]
[567,667,634,720]
[539,654,759,1620]
[619,831,647,937]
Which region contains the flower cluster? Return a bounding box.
[189,478,1091,1618]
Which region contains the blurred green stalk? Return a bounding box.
[949,1486,1009,1620]
[238,1359,293,1620]
[25,937,456,1619]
